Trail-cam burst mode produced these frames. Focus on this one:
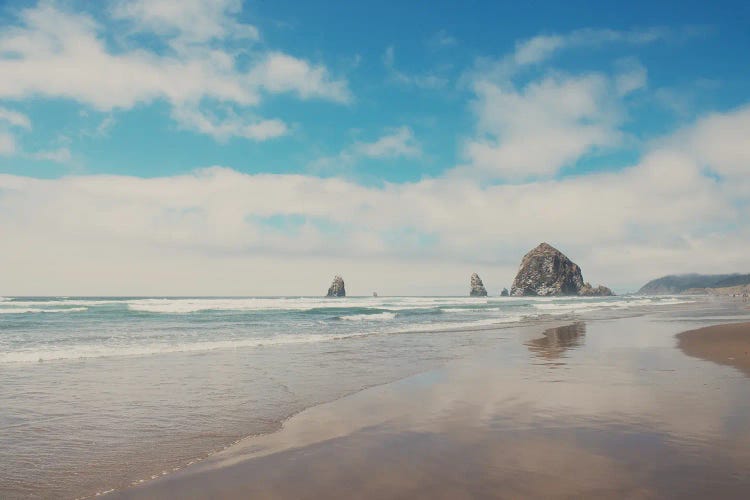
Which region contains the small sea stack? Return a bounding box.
[500,288,509,297]
[470,273,488,297]
[326,275,346,297]
[510,243,613,297]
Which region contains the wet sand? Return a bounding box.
[677,322,750,377]
[112,314,750,500]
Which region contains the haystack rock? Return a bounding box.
[470,273,488,297]
[510,243,613,297]
[326,275,346,297]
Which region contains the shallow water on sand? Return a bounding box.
[1,296,748,498]
[116,307,750,499]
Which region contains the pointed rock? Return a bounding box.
[500,288,509,297]
[326,275,346,297]
[470,273,488,297]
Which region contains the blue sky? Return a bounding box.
[0,0,748,295]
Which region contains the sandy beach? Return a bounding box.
[678,322,750,377]
[111,310,750,500]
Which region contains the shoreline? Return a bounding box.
[109,310,750,499]
[0,294,736,498]
[96,299,701,497]
[96,316,579,498]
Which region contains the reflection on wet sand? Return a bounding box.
[114,315,750,500]
[526,322,586,361]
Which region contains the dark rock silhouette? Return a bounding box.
[510,243,612,297]
[326,275,346,297]
[470,273,488,297]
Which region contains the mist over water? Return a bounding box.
[0,295,700,497]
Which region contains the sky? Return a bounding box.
[0,0,749,295]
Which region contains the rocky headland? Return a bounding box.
[510,243,613,297]
[470,273,488,297]
[638,274,750,295]
[326,275,346,297]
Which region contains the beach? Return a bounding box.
[2,0,748,497]
[3,296,750,498]
[111,302,750,500]
[678,321,750,377]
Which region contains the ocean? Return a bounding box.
[0,295,695,497]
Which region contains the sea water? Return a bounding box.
[0,295,694,497]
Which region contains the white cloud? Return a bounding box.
[27,147,72,163]
[249,52,351,103]
[310,126,421,172]
[112,0,259,46]
[460,72,622,179]
[0,107,31,129]
[171,105,288,141]
[428,30,457,48]
[0,105,71,162]
[0,107,30,155]
[383,46,448,89]
[614,58,648,96]
[354,127,421,158]
[0,3,349,139]
[669,105,750,179]
[512,27,671,68]
[1,105,748,294]
[95,115,116,137]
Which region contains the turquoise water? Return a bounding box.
[0,295,696,497]
[0,295,691,363]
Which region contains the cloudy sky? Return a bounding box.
[0,0,748,295]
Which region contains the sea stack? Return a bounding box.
[326,275,346,297]
[470,273,488,297]
[501,288,509,297]
[510,243,613,297]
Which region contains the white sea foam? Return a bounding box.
[0,307,88,314]
[0,333,356,363]
[379,314,530,335]
[0,299,117,307]
[0,314,534,364]
[530,297,693,314]
[126,296,501,313]
[340,312,397,321]
[127,297,380,313]
[441,307,503,313]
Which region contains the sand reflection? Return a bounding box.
[526,322,586,361]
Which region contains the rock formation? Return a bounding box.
[500,288,509,297]
[510,243,613,297]
[578,283,614,296]
[470,273,488,297]
[326,275,346,297]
